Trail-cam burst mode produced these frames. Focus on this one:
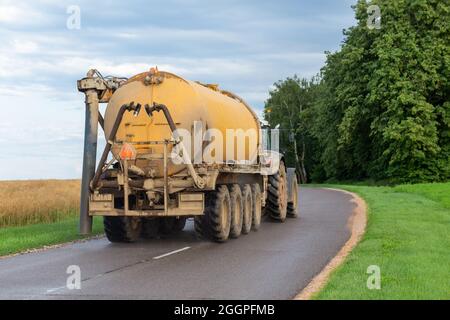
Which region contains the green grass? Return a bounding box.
[0,217,104,257]
[313,182,450,300]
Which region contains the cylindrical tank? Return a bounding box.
[104,70,261,178]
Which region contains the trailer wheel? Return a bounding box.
[104,216,142,242]
[197,185,231,242]
[267,162,288,222]
[141,218,160,238]
[159,218,174,235]
[287,169,299,218]
[194,216,205,239]
[229,184,243,238]
[172,217,187,232]
[158,217,187,234]
[251,183,262,231]
[241,184,253,234]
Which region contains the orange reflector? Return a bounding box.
[119,143,136,160]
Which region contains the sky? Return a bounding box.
[0,0,356,180]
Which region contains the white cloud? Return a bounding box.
[0,83,53,96]
[115,32,139,39]
[0,0,356,179]
[0,2,48,26]
[0,52,258,80]
[11,39,39,53]
[109,26,242,44]
[0,4,22,23]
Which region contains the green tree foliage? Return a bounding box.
[265,0,450,183]
[264,76,322,182]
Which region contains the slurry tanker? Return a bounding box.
[77,68,299,242]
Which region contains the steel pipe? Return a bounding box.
[79,89,99,235]
[91,102,141,190]
[144,103,206,189]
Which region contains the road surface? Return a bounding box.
[0,188,355,299]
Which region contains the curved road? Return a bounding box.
[0,188,355,300]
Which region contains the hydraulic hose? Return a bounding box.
[144,103,206,189]
[90,102,141,190]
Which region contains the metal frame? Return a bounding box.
[89,138,205,217]
[78,72,103,234]
[77,69,125,234]
[78,69,271,233]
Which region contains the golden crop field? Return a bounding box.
[0,180,80,227]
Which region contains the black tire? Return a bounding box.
[251,183,262,231]
[194,215,204,239]
[287,171,299,218]
[159,218,174,235]
[267,162,288,222]
[172,217,187,232]
[241,184,253,234]
[104,216,142,242]
[158,217,186,234]
[195,185,231,242]
[141,218,160,238]
[229,184,243,238]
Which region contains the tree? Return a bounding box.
[315,0,450,182]
[264,76,321,183]
[266,0,450,183]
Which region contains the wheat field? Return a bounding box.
[0,180,80,227]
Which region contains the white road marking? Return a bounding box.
[46,286,66,294]
[45,247,191,294]
[152,246,191,260]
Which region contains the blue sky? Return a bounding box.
[0,0,356,180]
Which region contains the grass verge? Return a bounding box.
[0,217,104,257]
[313,182,450,299]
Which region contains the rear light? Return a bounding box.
[119,143,137,160]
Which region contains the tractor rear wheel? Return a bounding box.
[266,162,288,222]
[287,170,299,218]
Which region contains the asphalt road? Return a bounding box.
[0,187,355,300]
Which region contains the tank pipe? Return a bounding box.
[79,88,99,235]
[90,102,141,190]
[97,179,144,189]
[144,103,206,189]
[144,103,177,132]
[96,177,194,189]
[98,111,104,130]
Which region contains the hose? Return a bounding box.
[144,103,206,189]
[90,102,141,190]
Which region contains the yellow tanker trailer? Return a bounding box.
[77,68,299,242]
